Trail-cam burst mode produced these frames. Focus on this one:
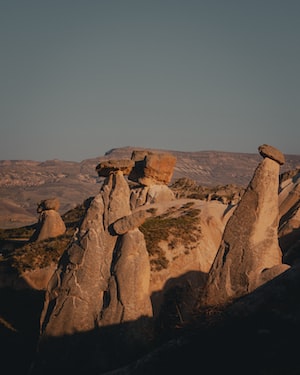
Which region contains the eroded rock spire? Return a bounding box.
[200,144,290,307]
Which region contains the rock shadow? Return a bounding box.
[0,286,45,374]
[30,316,156,375]
[151,270,208,333]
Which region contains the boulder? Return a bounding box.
[129,151,177,186]
[258,143,285,165]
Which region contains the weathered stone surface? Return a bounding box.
[21,264,57,290]
[101,228,153,325]
[279,203,300,262]
[96,159,134,177]
[129,151,177,185]
[30,210,66,242]
[258,144,285,165]
[32,168,154,374]
[146,185,175,203]
[39,171,132,338]
[39,193,107,337]
[200,149,290,307]
[130,185,175,209]
[112,210,150,235]
[37,198,60,212]
[278,173,300,264]
[102,170,132,227]
[279,182,300,218]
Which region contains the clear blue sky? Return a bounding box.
[1,0,299,161]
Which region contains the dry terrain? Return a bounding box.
[1,146,300,228]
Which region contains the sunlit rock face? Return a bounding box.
[30,198,66,242]
[129,150,177,186]
[200,145,290,307]
[31,165,153,374]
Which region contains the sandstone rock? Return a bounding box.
[39,171,133,338]
[279,182,300,218]
[21,264,57,290]
[101,228,153,325]
[39,193,107,337]
[258,144,285,165]
[129,151,177,185]
[112,210,150,235]
[96,159,134,177]
[30,209,66,242]
[145,199,234,321]
[37,198,60,212]
[279,204,300,260]
[278,173,300,263]
[146,185,175,203]
[130,185,175,209]
[33,168,153,374]
[200,145,290,307]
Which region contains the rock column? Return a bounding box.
[200,145,290,307]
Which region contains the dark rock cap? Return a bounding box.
[96,159,134,177]
[258,144,285,165]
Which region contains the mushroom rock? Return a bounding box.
[30,198,66,242]
[37,198,61,212]
[200,144,290,307]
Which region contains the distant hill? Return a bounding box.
[1,146,299,228]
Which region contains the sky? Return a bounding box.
[1,0,299,162]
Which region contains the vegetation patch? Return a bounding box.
[0,224,36,241]
[0,201,89,273]
[140,208,201,271]
[8,230,74,273]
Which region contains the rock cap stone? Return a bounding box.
[96,159,134,177]
[258,144,285,165]
[37,198,60,213]
[129,150,177,185]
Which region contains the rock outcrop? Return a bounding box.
[29,198,66,242]
[96,159,134,177]
[199,144,290,307]
[278,171,300,264]
[129,150,177,186]
[31,164,153,374]
[129,150,177,208]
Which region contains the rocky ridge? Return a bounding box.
[1,147,300,228]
